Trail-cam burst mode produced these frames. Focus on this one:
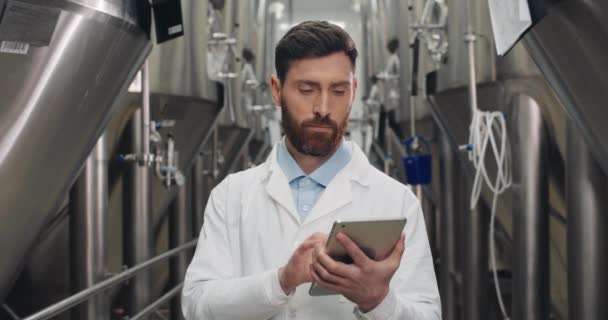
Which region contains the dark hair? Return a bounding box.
[242,48,255,63]
[387,38,399,53]
[275,21,358,83]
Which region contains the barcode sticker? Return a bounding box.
[0,41,30,55]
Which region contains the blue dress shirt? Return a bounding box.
[277,139,352,222]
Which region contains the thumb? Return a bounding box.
[388,233,405,262]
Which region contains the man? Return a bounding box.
[182,21,440,320]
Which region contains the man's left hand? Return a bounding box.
[310,232,406,313]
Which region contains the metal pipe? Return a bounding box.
[192,153,205,234]
[567,121,608,320]
[130,284,184,320]
[124,63,153,316]
[212,126,219,179]
[23,241,197,320]
[438,133,458,320]
[142,60,151,158]
[462,181,488,320]
[255,0,268,102]
[169,183,192,320]
[2,304,21,320]
[465,0,478,115]
[422,185,438,252]
[415,185,435,254]
[462,3,486,316]
[511,94,550,320]
[360,0,370,95]
[225,78,237,123]
[69,134,109,320]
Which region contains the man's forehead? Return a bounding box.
[284,52,355,83]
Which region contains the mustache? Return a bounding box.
[302,114,337,128]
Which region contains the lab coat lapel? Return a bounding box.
[303,170,352,224]
[303,144,371,224]
[263,146,300,224]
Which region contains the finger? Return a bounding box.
[298,239,324,253]
[387,233,406,263]
[312,269,342,293]
[336,232,370,266]
[312,261,349,287]
[311,243,325,262]
[316,248,357,279]
[309,232,329,242]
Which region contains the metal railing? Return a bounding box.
[130,284,184,320]
[23,240,198,320]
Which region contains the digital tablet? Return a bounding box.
[309,218,407,296]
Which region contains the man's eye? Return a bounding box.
[334,90,346,95]
[300,89,314,94]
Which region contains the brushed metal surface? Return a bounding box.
[438,132,459,320]
[0,0,151,302]
[566,121,608,320]
[524,0,608,174]
[69,135,110,320]
[169,183,192,320]
[510,94,550,320]
[123,106,153,316]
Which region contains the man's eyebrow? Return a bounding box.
[330,81,351,87]
[293,80,351,88]
[295,80,321,87]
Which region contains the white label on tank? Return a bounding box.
[0,41,29,55]
[168,24,183,35]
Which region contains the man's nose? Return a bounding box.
[313,91,330,117]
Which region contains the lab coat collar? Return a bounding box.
[262,140,371,225]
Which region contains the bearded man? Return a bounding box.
[182,21,440,320]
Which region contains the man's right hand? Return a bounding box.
[278,233,328,294]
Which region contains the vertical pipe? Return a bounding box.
[124,66,153,317]
[416,185,435,254]
[511,94,549,320]
[170,182,192,320]
[567,121,608,320]
[226,0,240,124]
[142,60,151,158]
[423,189,436,255]
[462,189,489,320]
[400,1,418,125]
[463,2,485,317]
[70,134,109,320]
[463,208,487,319]
[438,133,457,320]
[360,0,370,95]
[255,0,268,92]
[192,153,205,235]
[465,0,478,115]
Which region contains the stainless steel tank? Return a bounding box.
[0,0,151,302]
[436,0,496,91]
[523,0,608,175]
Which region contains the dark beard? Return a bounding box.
[280,98,349,157]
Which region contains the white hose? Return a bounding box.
[467,108,512,320]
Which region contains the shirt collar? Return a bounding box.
[277,138,352,187]
[276,138,306,182]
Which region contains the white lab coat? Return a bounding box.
[182,142,441,320]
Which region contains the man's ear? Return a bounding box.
[270,75,282,107]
